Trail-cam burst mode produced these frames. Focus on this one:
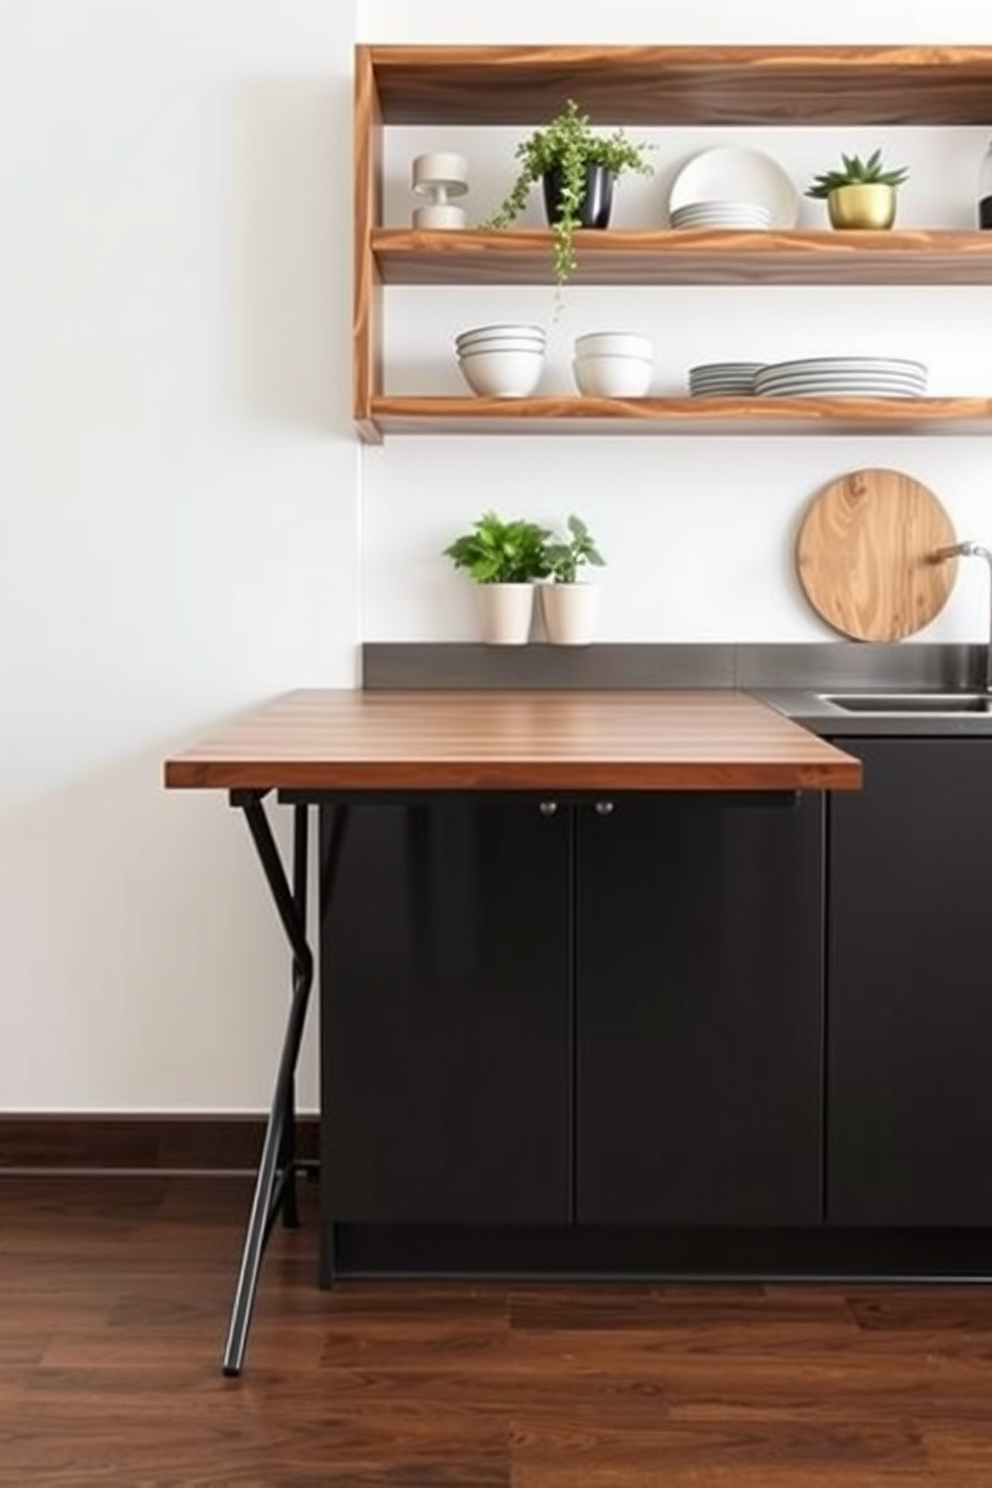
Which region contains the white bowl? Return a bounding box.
[454,337,547,358]
[456,338,548,355]
[574,332,654,360]
[573,355,653,397]
[455,323,545,349]
[459,347,544,398]
[456,329,546,347]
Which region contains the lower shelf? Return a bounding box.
[360,395,992,442]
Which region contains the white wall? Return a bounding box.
[2,0,991,1113]
[0,0,357,1111]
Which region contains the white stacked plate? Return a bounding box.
[670,200,771,231]
[689,361,766,396]
[754,357,928,398]
[668,148,800,229]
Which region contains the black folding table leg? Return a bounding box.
[221,793,313,1378]
[317,803,351,1289]
[278,803,310,1231]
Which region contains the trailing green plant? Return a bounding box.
[543,514,606,584]
[805,149,909,199]
[443,510,552,584]
[481,99,653,289]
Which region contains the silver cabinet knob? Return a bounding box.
[538,800,558,817]
[595,800,615,816]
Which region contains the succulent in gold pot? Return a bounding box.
[805,149,909,230]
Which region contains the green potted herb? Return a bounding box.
[805,149,909,229]
[443,510,552,644]
[540,514,606,646]
[481,99,653,289]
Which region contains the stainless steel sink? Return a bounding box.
[821,692,992,714]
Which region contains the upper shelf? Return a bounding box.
[365,44,992,126]
[372,229,992,288]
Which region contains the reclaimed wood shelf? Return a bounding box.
[354,44,992,440]
[366,45,992,126]
[372,229,992,288]
[366,397,992,442]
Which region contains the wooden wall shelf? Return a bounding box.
[353,45,992,442]
[366,45,992,126]
[365,397,992,444]
[372,229,992,288]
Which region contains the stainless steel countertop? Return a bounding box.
[753,689,992,738]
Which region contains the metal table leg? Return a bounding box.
[219,793,349,1377]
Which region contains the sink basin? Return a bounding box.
[821,692,992,714]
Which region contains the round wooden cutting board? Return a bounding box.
[796,467,958,641]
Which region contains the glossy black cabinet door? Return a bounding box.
[828,739,992,1227]
[576,794,824,1226]
[319,799,571,1224]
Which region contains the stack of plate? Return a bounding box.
[670,200,771,231]
[689,361,766,397]
[754,357,928,398]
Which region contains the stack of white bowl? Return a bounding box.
[670,200,771,231]
[455,323,546,398]
[688,362,766,397]
[573,332,654,397]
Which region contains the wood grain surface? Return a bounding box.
[6,1174,992,1485]
[352,45,383,441]
[365,396,992,442]
[364,44,992,126]
[796,468,958,641]
[373,228,992,287]
[163,689,860,793]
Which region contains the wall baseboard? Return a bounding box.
[0,1115,319,1173]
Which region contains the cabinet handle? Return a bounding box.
[538,800,558,817]
[594,800,615,816]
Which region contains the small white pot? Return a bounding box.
[541,582,601,646]
[476,583,535,645]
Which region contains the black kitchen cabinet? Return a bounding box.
[575,794,825,1225]
[827,738,992,1227]
[319,799,571,1224]
[320,791,825,1234]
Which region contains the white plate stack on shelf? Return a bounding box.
[753,357,928,398]
[455,323,546,398]
[688,362,766,397]
[670,201,771,231]
[666,147,801,230]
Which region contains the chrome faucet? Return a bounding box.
[935,541,992,694]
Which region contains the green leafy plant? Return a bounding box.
[805,149,909,199]
[481,99,653,289]
[443,510,552,584]
[543,514,606,584]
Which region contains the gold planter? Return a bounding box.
[827,184,897,230]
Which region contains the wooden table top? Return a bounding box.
[163,690,861,793]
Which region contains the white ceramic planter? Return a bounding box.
[541,582,601,646]
[476,583,535,645]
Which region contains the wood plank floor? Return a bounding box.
[3,1176,992,1486]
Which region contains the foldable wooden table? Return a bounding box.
[164,687,860,1375]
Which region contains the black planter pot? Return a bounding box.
[542,164,615,229]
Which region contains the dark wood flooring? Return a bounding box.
[3,1175,992,1485]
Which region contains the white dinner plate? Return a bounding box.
[668,147,801,229]
[757,387,923,398]
[757,356,926,377]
